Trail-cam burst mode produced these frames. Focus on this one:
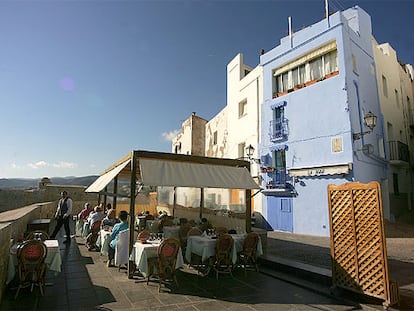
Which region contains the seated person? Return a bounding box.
[77,202,93,236]
[198,217,213,232]
[101,209,119,230]
[78,202,93,222]
[107,210,129,267]
[85,204,105,235]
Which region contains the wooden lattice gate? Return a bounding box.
[327,181,399,309]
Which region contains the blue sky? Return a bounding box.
[1,0,413,179]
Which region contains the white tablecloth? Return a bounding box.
[185,234,263,264]
[7,239,62,284]
[130,241,184,277]
[96,229,112,256]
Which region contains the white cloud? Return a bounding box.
[28,161,49,169]
[161,129,180,142]
[52,161,77,169]
[25,161,77,170]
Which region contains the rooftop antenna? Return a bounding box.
[288,16,293,48]
[325,0,330,27]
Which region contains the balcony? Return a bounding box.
[269,119,288,142]
[388,140,410,165]
[261,168,289,189]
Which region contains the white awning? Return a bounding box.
[139,158,260,189]
[85,159,131,193]
[288,163,350,177]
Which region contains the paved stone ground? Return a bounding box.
[264,221,414,311]
[1,220,413,310]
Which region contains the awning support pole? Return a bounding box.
[128,151,137,279]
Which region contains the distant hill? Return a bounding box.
[0,176,99,189]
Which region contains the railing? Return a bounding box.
[269,119,288,142]
[388,141,410,163]
[264,169,289,188]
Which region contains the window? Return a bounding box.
[271,149,287,185]
[382,75,388,97]
[272,107,284,140]
[273,44,338,97]
[213,131,218,145]
[238,142,246,159]
[352,54,357,73]
[395,90,399,108]
[238,99,247,118]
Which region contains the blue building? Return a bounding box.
[258,7,387,236]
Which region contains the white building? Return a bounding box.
[374,41,414,218]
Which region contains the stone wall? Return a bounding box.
[0,202,56,303]
[0,185,98,214]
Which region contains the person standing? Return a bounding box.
[51,190,73,244]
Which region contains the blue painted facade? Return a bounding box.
[259,7,387,236]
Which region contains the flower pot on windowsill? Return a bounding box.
[277,91,288,97]
[294,84,305,91]
[305,79,317,87]
[272,92,278,98]
[324,71,339,79]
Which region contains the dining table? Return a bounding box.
[130,239,184,277]
[7,239,62,285]
[185,233,263,265]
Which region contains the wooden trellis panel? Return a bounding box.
[327,181,399,308]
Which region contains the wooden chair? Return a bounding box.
[215,226,228,236]
[187,227,202,237]
[26,230,50,241]
[137,229,151,240]
[159,218,174,233]
[178,224,192,251]
[239,232,259,274]
[213,233,234,279]
[86,220,102,250]
[147,238,180,292]
[15,239,47,299]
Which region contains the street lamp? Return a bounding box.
[353,111,377,141]
[245,144,260,164]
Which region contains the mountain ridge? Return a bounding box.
[0,176,99,189]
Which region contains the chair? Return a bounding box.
[213,233,234,280]
[147,238,180,292]
[26,230,50,241]
[178,223,192,251]
[85,220,102,250]
[187,227,202,237]
[159,218,174,233]
[115,229,130,271]
[239,232,259,274]
[137,229,151,240]
[215,226,228,236]
[15,240,47,299]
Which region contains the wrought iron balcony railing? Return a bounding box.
[388,140,410,163]
[269,119,288,142]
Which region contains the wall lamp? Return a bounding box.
[245,144,261,164]
[353,111,377,141]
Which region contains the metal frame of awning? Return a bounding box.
[85,150,258,278]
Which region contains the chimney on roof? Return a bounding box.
[260,49,265,55]
[192,112,196,116]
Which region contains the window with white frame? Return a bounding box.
[238,99,247,118]
[273,42,338,97]
[238,142,246,159]
[382,75,388,97]
[213,131,218,145]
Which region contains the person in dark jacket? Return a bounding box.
[50,190,73,244]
